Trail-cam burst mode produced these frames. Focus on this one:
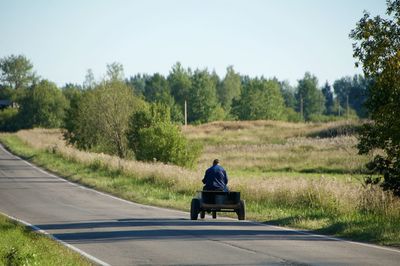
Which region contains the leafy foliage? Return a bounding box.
[83,69,95,89]
[0,54,37,91]
[218,66,242,113]
[233,77,286,120]
[127,103,167,153]
[62,84,83,145]
[106,62,124,81]
[168,62,192,108]
[128,103,201,167]
[295,72,325,121]
[188,69,221,123]
[18,80,68,128]
[126,73,150,96]
[136,122,200,168]
[350,0,400,196]
[321,81,334,115]
[0,108,19,132]
[333,75,369,118]
[65,80,145,157]
[279,80,297,109]
[144,73,183,123]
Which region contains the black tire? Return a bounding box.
[237,200,245,220]
[212,211,217,219]
[200,211,205,219]
[190,199,200,220]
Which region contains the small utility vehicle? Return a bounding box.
[190,191,245,220]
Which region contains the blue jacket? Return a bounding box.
[202,165,228,191]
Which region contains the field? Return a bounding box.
[0,214,92,266]
[186,120,367,180]
[0,120,399,246]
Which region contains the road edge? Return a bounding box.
[0,210,110,266]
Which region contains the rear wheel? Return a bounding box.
[212,211,217,219]
[237,200,245,220]
[190,199,200,220]
[200,211,205,219]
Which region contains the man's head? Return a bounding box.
[213,159,219,166]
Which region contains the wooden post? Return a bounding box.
[300,95,304,121]
[184,100,187,127]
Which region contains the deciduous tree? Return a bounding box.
[295,72,325,120]
[333,75,368,118]
[0,54,37,91]
[232,78,286,121]
[168,62,192,109]
[67,79,145,158]
[218,66,241,113]
[321,81,334,115]
[350,0,400,195]
[18,80,68,128]
[188,69,220,123]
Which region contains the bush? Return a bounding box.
[0,108,19,132]
[136,122,201,168]
[128,103,202,168]
[285,107,302,122]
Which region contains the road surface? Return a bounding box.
[0,144,399,266]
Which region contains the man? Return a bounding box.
[202,159,228,192]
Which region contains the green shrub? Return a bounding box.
[128,103,202,168]
[136,122,201,167]
[0,108,19,132]
[285,107,302,122]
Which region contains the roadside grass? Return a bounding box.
[0,120,399,247]
[0,214,92,266]
[0,134,196,210]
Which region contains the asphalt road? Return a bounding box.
[1,145,400,266]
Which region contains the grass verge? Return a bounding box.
[0,130,399,247]
[0,213,92,266]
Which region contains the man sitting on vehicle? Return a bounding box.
[202,159,228,192]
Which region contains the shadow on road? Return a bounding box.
[35,218,337,244]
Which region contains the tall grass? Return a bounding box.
[185,120,368,181]
[1,120,399,246]
[0,214,92,266]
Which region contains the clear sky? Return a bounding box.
[0,0,387,87]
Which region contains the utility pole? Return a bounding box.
[338,98,341,116]
[300,95,304,121]
[184,100,187,127]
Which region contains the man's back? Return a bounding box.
[202,162,228,191]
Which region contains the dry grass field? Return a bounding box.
[185,120,367,180]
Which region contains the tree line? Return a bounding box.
[0,54,369,168]
[125,63,370,123]
[0,55,370,130]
